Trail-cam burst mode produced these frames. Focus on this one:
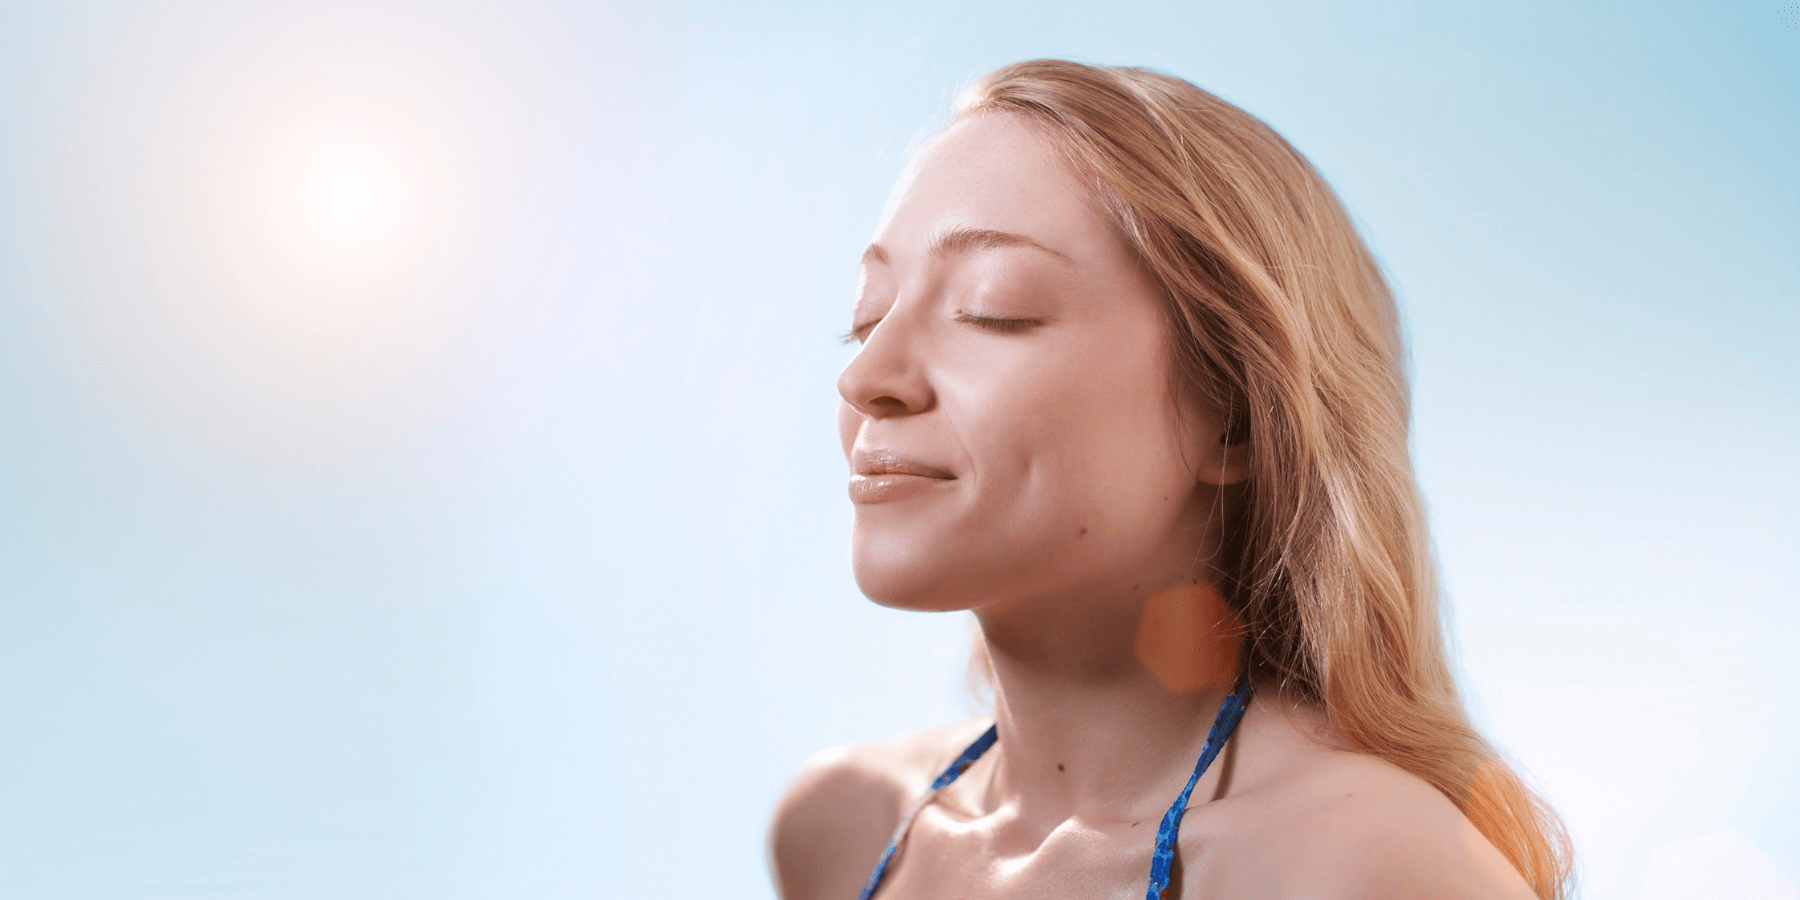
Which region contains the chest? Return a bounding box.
[868,806,1204,900]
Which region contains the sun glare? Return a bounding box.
[200,122,435,322]
[304,150,397,242]
[117,18,509,338]
[53,3,543,454]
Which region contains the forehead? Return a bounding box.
[876,112,1114,264]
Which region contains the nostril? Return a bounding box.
[868,395,909,415]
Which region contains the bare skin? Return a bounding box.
[770,112,1535,900]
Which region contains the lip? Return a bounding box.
[849,449,955,504]
[852,449,956,479]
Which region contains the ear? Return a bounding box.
[1188,407,1252,487]
[1194,432,1252,487]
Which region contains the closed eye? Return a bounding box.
[956,311,1043,333]
[839,318,879,345]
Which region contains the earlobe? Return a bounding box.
[1197,435,1252,487]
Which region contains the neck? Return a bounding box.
[971,579,1243,826]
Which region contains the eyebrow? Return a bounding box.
[860,225,1074,268]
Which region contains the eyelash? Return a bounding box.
[956,311,1040,333]
[839,313,1041,345]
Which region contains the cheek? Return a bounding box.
[953,350,1194,552]
[845,323,1195,608]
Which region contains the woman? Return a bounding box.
[770,59,1571,900]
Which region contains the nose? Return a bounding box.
[836,316,934,419]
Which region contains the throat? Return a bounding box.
[969,581,1246,821]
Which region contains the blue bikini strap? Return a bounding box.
[1145,676,1255,900]
[854,724,998,900]
[854,676,1253,900]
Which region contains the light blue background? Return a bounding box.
[1,2,1795,898]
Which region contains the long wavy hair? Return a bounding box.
[955,59,1572,898]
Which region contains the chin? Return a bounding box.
[851,560,975,612]
[850,531,992,612]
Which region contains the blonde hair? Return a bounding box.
[956,59,1571,898]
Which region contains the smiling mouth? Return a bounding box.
[852,449,955,480]
[848,471,955,504]
[848,450,955,504]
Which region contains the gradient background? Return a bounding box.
[1,2,1795,898]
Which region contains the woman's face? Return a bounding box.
[838,112,1241,613]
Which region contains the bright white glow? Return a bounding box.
[233,129,422,294]
[1639,831,1798,900]
[46,4,539,457]
[303,147,399,242]
[113,17,513,343]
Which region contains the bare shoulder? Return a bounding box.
[1203,697,1537,900]
[767,719,992,900]
[1259,750,1536,899]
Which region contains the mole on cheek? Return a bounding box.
[1079,527,1088,536]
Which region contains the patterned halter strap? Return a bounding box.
[855,676,1255,900]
